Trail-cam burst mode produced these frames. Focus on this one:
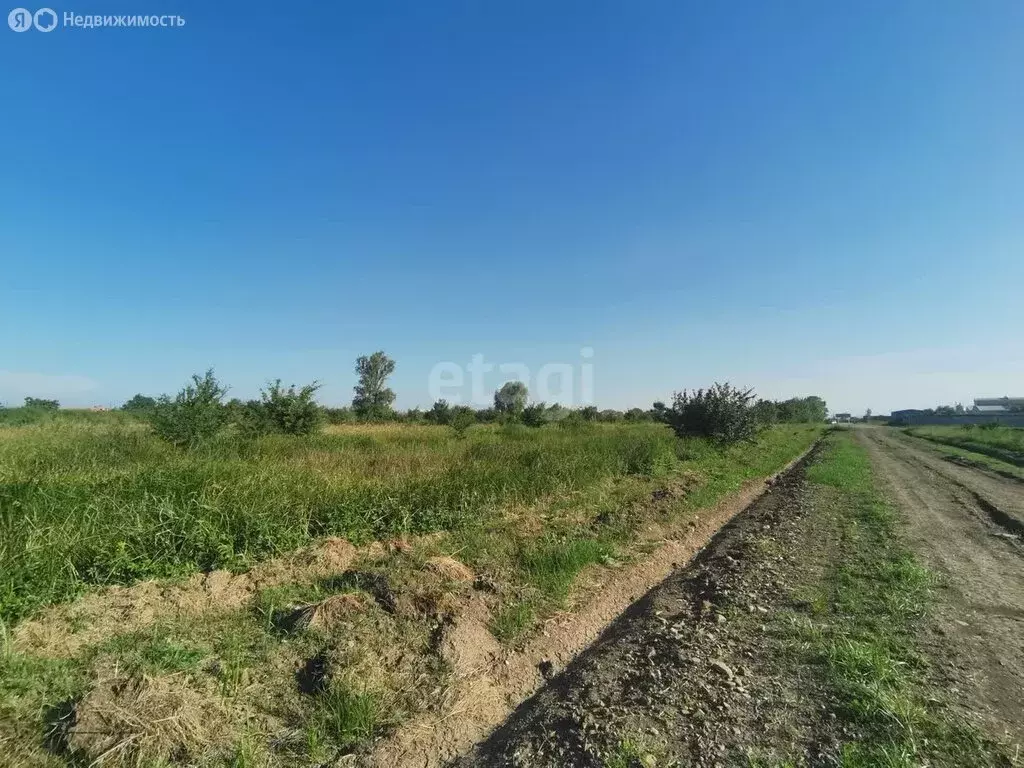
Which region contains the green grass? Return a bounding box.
[307,682,383,752]
[0,420,822,627]
[489,601,537,644]
[905,424,1024,468]
[0,421,679,623]
[520,536,616,600]
[103,631,205,674]
[794,432,1006,766]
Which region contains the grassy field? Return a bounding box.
[0,414,674,623]
[0,414,821,765]
[905,424,1024,468]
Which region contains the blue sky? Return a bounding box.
[2,0,1022,414]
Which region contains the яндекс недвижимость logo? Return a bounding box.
[8,8,184,31]
[8,7,56,31]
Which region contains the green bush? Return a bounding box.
[322,406,355,425]
[23,397,59,410]
[663,382,758,445]
[122,394,157,413]
[148,370,231,448]
[449,406,475,439]
[426,399,453,425]
[256,380,323,436]
[521,402,548,428]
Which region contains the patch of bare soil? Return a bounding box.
[363,450,817,768]
[858,428,1024,750]
[452,450,832,767]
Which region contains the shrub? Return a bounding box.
[751,398,778,427]
[663,382,758,445]
[649,401,669,424]
[148,370,231,448]
[260,380,323,436]
[323,407,355,425]
[979,422,999,431]
[521,402,548,428]
[234,381,323,437]
[449,406,475,439]
[426,399,453,425]
[24,397,59,410]
[122,394,157,412]
[474,407,499,423]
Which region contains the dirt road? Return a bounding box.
[857,427,1024,749]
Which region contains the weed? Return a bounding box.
[520,537,615,600]
[104,631,205,675]
[489,601,536,644]
[309,682,382,750]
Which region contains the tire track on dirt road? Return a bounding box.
[875,428,1024,536]
[857,428,1024,751]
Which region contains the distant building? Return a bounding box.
[890,409,927,420]
[973,397,1024,413]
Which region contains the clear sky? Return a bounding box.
[2,1,1022,415]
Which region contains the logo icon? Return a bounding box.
[8,7,32,30]
[33,7,55,30]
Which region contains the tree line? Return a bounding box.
[11,351,829,448]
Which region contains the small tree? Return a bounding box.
[122,394,157,412]
[24,397,59,410]
[426,399,453,425]
[663,383,758,445]
[449,405,475,438]
[322,406,355,424]
[751,399,778,427]
[352,351,396,420]
[474,407,499,423]
[624,407,647,422]
[149,370,230,448]
[494,381,528,419]
[521,402,548,427]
